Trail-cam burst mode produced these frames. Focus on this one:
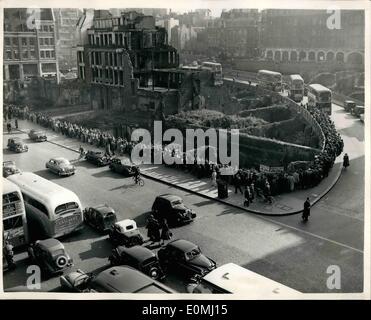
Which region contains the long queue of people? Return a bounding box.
[5,104,343,200]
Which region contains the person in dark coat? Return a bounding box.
[160,219,172,245]
[146,214,161,243]
[302,197,311,222]
[244,186,251,207]
[14,119,18,129]
[343,153,350,169]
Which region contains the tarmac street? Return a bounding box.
[2,102,364,294]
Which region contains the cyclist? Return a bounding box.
[79,145,85,160]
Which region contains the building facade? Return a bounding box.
[3,8,60,83]
[77,10,180,110]
[53,8,82,72]
[260,9,364,65]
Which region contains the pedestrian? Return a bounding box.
[302,197,311,222]
[244,186,251,207]
[343,153,349,170]
[211,169,217,187]
[146,214,161,244]
[160,219,172,245]
[15,119,18,129]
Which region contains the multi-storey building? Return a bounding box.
[3,8,60,83]
[196,9,260,58]
[77,10,180,110]
[260,9,364,65]
[53,8,82,72]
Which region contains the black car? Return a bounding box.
[152,194,196,225]
[7,138,28,153]
[60,266,175,293]
[85,150,112,166]
[28,129,47,142]
[28,238,73,277]
[109,158,137,176]
[84,204,117,232]
[158,239,216,278]
[109,245,165,281]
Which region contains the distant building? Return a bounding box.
[260,9,364,65]
[3,8,60,83]
[53,8,82,72]
[195,9,260,58]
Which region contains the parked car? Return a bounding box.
[158,239,216,278]
[109,245,165,280]
[152,194,196,226]
[28,238,73,277]
[7,138,28,153]
[60,266,175,293]
[360,114,364,123]
[3,160,21,177]
[352,105,365,118]
[46,157,76,176]
[83,204,117,232]
[85,150,112,166]
[109,158,137,176]
[28,129,47,142]
[108,219,144,247]
[343,100,356,112]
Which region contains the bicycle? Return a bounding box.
[133,175,144,187]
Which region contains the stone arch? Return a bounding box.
[336,52,344,62]
[326,51,334,61]
[308,51,316,61]
[299,51,306,61]
[317,51,325,62]
[266,50,273,60]
[347,52,363,65]
[290,51,298,61]
[282,51,289,62]
[274,51,281,61]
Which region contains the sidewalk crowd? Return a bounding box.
[5,103,343,200]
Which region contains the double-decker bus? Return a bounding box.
[7,172,83,240]
[257,70,282,92]
[307,83,332,115]
[201,62,223,86]
[2,178,28,248]
[288,74,304,102]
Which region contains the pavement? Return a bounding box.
[13,119,343,216]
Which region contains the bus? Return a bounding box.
[307,83,332,115]
[7,172,84,239]
[2,178,28,248]
[288,74,304,102]
[201,62,223,86]
[187,263,301,297]
[257,70,282,92]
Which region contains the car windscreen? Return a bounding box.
[185,248,201,260]
[171,199,183,206]
[51,249,65,257]
[104,214,116,223]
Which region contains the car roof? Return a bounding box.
[167,239,197,252]
[10,137,22,142]
[115,219,136,230]
[51,157,68,162]
[37,238,64,252]
[3,160,15,165]
[93,204,115,215]
[158,194,182,202]
[93,266,174,293]
[117,245,155,262]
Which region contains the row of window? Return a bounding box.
[4,37,36,47]
[4,49,55,60]
[91,67,126,86]
[39,37,55,46]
